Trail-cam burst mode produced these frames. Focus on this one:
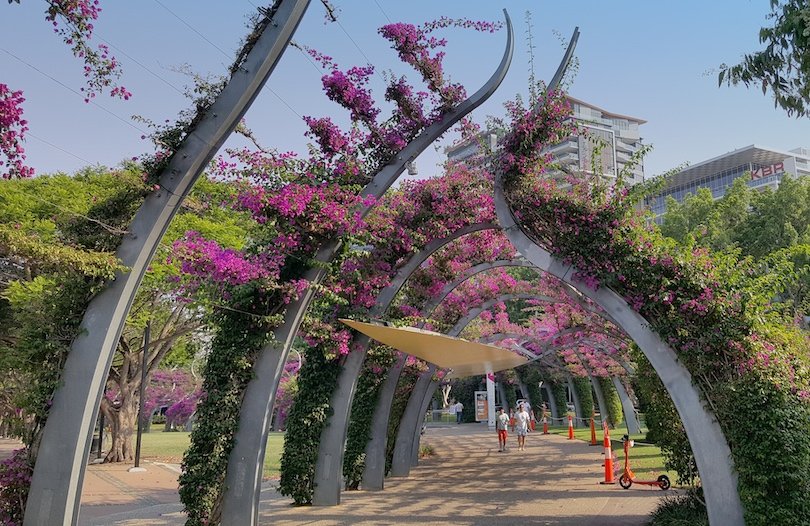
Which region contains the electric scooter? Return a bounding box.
[618,435,670,490]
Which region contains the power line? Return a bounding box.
[267,88,302,119]
[26,132,97,166]
[336,18,376,69]
[152,0,232,60]
[1,48,150,137]
[95,33,186,97]
[373,0,392,24]
[155,1,305,121]
[290,41,327,76]
[24,193,130,235]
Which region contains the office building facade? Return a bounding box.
[647,145,810,218]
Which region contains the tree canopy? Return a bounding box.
[719,0,810,118]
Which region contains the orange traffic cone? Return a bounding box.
[567,414,574,440]
[589,415,598,446]
[542,416,549,435]
[600,420,615,484]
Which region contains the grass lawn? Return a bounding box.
[139,430,285,479]
[544,423,678,483]
[135,423,677,485]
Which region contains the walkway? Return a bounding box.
[10,426,668,525]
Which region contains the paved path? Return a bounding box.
[67,424,669,525]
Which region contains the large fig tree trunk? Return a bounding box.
[101,395,138,463]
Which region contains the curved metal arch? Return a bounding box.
[566,343,639,433]
[389,302,486,477]
[226,6,515,516]
[612,377,641,435]
[449,292,562,336]
[26,2,313,523]
[410,378,440,466]
[421,258,536,314]
[389,364,436,476]
[566,375,583,424]
[312,223,498,505]
[371,223,500,315]
[567,346,609,426]
[494,159,744,525]
[543,382,559,420]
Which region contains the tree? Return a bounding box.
[100,175,253,462]
[0,167,131,445]
[719,0,810,118]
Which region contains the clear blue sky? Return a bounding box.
[2,1,809,181]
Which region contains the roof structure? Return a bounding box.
[665,144,809,189]
[340,319,529,379]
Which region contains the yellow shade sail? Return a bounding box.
[340,319,529,379]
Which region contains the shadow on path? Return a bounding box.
[75,425,669,525]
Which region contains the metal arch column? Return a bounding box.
[360,352,406,490]
[224,6,514,516]
[410,379,440,466]
[543,383,559,420]
[312,224,497,505]
[389,365,436,476]
[612,376,641,435]
[420,259,536,314]
[566,376,583,426]
[25,3,311,524]
[449,293,562,336]
[494,89,745,526]
[589,374,609,426]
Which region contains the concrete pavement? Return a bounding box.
[6,426,671,525]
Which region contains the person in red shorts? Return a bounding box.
[496,407,510,452]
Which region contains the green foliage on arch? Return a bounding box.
[342,347,396,490]
[571,376,594,418]
[596,376,623,430]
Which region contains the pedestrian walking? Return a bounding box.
[454,400,464,424]
[496,407,510,452]
[515,403,531,450]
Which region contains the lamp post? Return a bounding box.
[128,320,150,473]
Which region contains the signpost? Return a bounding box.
[474,391,488,422]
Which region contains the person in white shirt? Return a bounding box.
[454,401,464,424]
[514,403,531,450]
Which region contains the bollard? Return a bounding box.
[567,414,574,440]
[542,416,549,435]
[600,420,615,484]
[589,415,598,446]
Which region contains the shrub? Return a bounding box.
[0,448,32,526]
[649,487,709,526]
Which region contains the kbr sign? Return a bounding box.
[751,162,784,180]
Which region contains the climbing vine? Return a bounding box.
[571,376,594,418]
[550,380,568,419]
[596,376,623,429]
[178,283,275,525]
[342,347,395,490]
[277,335,342,505]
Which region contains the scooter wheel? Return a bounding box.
[657,475,671,490]
[619,474,632,489]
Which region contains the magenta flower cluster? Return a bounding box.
[170,232,280,293]
[0,448,31,526]
[45,0,131,102]
[0,85,33,180]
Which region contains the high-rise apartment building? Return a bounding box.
[647,145,810,218]
[445,96,647,185]
[546,96,647,185]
